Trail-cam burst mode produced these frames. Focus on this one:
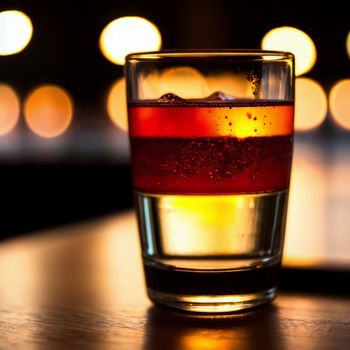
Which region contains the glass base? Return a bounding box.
[143,261,280,313]
[148,287,277,313]
[144,262,280,313]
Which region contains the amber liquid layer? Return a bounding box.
[136,190,288,312]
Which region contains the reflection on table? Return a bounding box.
[0,213,349,349]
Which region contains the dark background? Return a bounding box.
[0,0,349,239]
[0,0,348,100]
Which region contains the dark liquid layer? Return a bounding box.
[130,136,292,194]
[144,262,281,296]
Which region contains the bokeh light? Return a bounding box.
[206,74,252,98]
[159,67,209,99]
[329,79,350,130]
[24,85,73,138]
[346,31,350,59]
[99,16,161,65]
[0,10,33,55]
[107,78,128,131]
[295,78,327,131]
[0,84,20,136]
[139,67,209,99]
[261,26,317,76]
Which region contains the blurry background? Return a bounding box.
[0,0,349,268]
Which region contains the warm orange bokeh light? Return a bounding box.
[0,83,20,135]
[295,78,327,131]
[24,85,73,138]
[329,79,350,130]
[107,78,128,131]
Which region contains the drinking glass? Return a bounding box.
[125,50,294,313]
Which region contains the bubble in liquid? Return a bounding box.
[203,91,235,101]
[158,93,185,103]
[246,71,261,96]
[158,91,237,104]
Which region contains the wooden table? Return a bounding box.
[1,212,349,349]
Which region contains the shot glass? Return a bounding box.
[125,50,294,313]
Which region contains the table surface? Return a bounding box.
[0,212,349,350]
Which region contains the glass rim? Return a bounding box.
[126,49,294,62]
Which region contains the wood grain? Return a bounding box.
[0,212,349,349]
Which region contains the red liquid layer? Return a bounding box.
[128,101,293,194]
[130,136,292,194]
[129,100,293,138]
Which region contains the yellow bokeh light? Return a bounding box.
[140,67,209,99]
[160,67,210,99]
[0,83,20,136]
[107,78,128,131]
[295,77,327,131]
[329,79,350,130]
[0,10,33,55]
[346,32,350,59]
[206,74,252,98]
[99,16,161,65]
[261,26,316,76]
[24,85,73,138]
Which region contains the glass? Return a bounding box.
[125,50,294,313]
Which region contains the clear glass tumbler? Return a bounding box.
[125,50,294,313]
